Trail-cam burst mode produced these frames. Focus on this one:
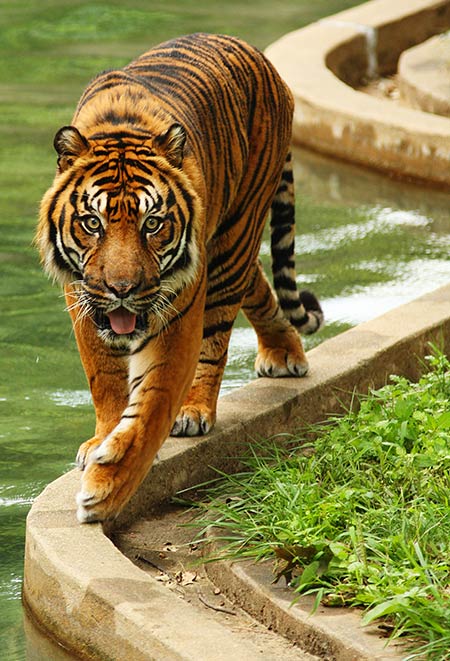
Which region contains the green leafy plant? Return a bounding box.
[192,348,450,659]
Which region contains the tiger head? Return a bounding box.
[37,123,203,348]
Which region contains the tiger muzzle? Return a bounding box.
[104,278,141,299]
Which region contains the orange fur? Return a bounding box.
[37,34,321,522]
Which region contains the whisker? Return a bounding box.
[63,288,97,328]
[61,275,185,337]
[59,280,84,300]
[148,289,180,332]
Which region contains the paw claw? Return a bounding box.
[76,437,101,470]
[86,427,132,466]
[200,417,211,435]
[76,450,86,470]
[256,348,309,378]
[76,490,99,507]
[89,442,111,465]
[76,467,115,523]
[171,406,214,437]
[74,420,159,524]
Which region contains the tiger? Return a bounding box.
[36,33,323,523]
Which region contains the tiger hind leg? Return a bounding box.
[242,260,310,377]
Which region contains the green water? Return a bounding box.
[1,1,450,658]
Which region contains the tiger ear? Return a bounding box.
[156,123,186,167]
[54,126,89,171]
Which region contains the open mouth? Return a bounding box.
[94,308,147,336]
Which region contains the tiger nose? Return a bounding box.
[105,279,140,298]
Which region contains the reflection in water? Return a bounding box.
[260,207,430,256]
[0,495,34,508]
[294,145,450,220]
[323,259,450,325]
[221,147,450,391]
[24,609,77,661]
[222,327,257,394]
[49,390,92,408]
[298,207,430,254]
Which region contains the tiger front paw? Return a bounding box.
[255,347,309,378]
[171,404,215,436]
[76,461,123,523]
[76,436,102,470]
[76,427,142,522]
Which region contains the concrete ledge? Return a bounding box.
[265,0,450,186]
[206,558,404,660]
[398,34,450,116]
[24,283,450,659]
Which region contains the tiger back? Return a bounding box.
[37,33,322,522]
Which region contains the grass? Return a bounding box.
[190,348,450,660]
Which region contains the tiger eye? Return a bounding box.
[143,216,161,233]
[81,216,101,233]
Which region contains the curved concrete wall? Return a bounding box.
[266,0,450,186]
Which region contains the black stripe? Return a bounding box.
[273,274,297,291]
[271,201,295,221]
[202,319,234,339]
[129,361,166,393]
[88,128,153,141]
[198,349,228,366]
[279,298,302,311]
[242,287,273,313]
[48,219,70,274]
[279,168,293,185]
[204,291,243,311]
[271,247,294,268]
[291,314,310,328]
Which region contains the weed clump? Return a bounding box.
[195,350,450,660]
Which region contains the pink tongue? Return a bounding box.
[107,309,137,335]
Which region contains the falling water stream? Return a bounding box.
[321,18,378,80]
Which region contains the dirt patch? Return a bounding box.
[113,504,319,661]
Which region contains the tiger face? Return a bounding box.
[38,124,202,349]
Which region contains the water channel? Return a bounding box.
[1,1,450,658]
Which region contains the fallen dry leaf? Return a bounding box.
[175,570,198,586]
[155,572,171,583]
